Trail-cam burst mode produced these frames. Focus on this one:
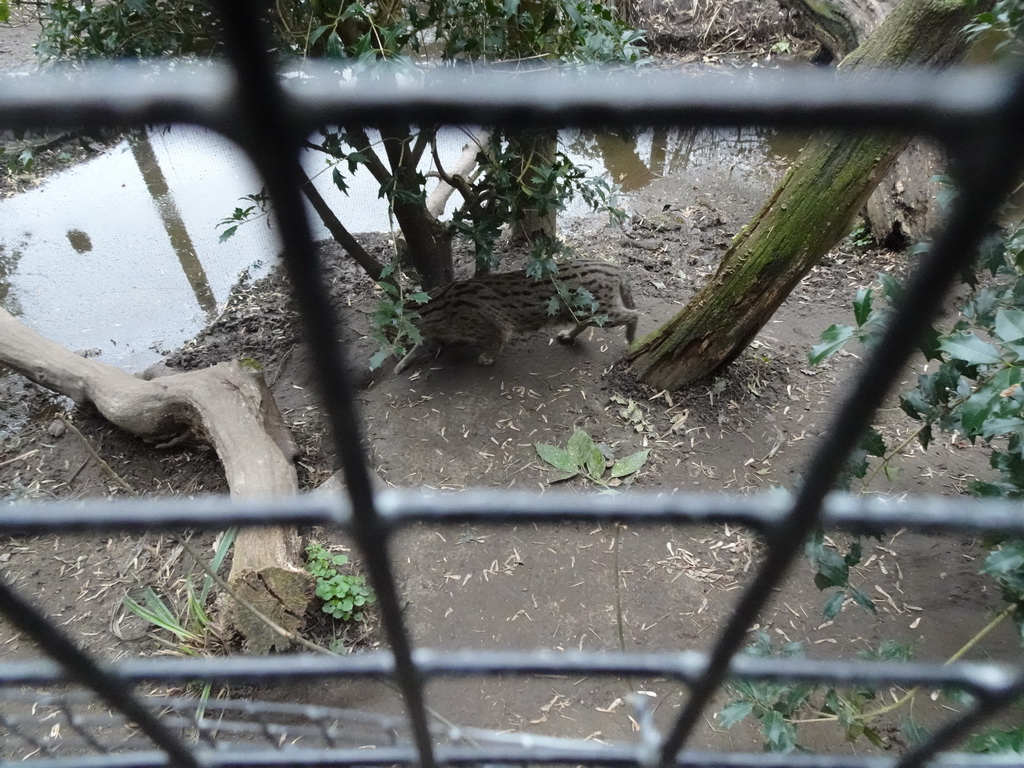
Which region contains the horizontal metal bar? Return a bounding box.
[14,745,1024,768]
[0,494,346,532]
[1,651,1019,698]
[0,63,1019,139]
[5,490,1024,536]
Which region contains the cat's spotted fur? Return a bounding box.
[394,259,638,373]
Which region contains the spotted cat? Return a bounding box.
[394,259,638,374]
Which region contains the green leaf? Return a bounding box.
[982,543,1024,582]
[809,324,856,365]
[218,225,238,242]
[535,442,580,474]
[717,700,754,729]
[584,445,605,480]
[369,347,391,370]
[964,726,1024,754]
[981,417,1024,439]
[326,29,345,58]
[859,427,886,458]
[853,287,873,327]
[844,540,863,566]
[960,379,1010,437]
[877,271,903,304]
[610,449,650,478]
[938,332,1002,365]
[861,640,914,661]
[761,709,796,753]
[995,307,1024,343]
[902,715,931,748]
[822,591,845,619]
[848,586,877,614]
[812,547,848,590]
[862,726,886,749]
[567,428,597,463]
[332,167,349,194]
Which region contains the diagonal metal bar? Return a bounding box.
[206,4,437,768]
[0,577,199,768]
[655,63,1024,765]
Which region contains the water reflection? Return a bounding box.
[0,127,279,371]
[66,229,92,253]
[130,132,218,318]
[564,126,803,195]
[0,122,801,372]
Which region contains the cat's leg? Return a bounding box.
[475,320,511,365]
[394,340,441,374]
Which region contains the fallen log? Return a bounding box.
[0,307,313,653]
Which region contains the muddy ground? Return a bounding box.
[2,1,1021,761]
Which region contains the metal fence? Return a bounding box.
[2,3,1024,767]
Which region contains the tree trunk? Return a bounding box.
[393,197,455,288]
[862,139,945,248]
[0,308,313,654]
[784,0,951,247]
[627,0,986,392]
[508,129,558,245]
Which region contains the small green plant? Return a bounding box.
[123,530,236,716]
[123,528,235,656]
[368,265,430,371]
[305,542,376,622]
[845,219,875,251]
[535,426,649,486]
[719,631,928,753]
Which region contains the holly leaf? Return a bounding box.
[822,591,846,619]
[995,307,1024,343]
[761,710,796,753]
[938,332,1002,365]
[809,324,856,365]
[717,700,754,729]
[964,726,1024,754]
[860,427,886,458]
[877,271,903,304]
[849,585,877,614]
[369,347,392,370]
[812,547,848,590]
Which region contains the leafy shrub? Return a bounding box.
[305,542,376,622]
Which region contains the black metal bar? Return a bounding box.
[206,5,437,768]
[0,35,1021,768]
[655,63,1024,764]
[0,577,200,768]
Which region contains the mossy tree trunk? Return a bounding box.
[626,0,987,392]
